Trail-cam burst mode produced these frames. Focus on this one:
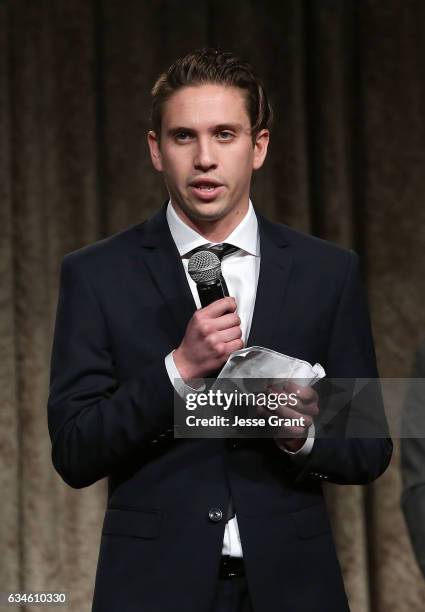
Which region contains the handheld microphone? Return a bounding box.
[188,250,229,307]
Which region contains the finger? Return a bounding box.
[284,381,318,403]
[271,382,318,410]
[279,399,318,418]
[212,326,243,345]
[257,404,268,418]
[211,312,241,332]
[221,338,244,356]
[200,297,236,318]
[266,384,317,411]
[271,405,313,428]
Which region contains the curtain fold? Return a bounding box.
[0,3,20,597]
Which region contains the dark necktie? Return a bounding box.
[185,243,237,521]
[187,243,239,259]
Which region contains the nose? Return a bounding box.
[193,137,217,172]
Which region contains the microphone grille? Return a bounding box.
[188,250,222,283]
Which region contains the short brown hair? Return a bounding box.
[150,48,273,144]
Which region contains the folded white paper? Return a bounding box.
[214,346,325,390]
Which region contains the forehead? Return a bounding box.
[161,84,250,128]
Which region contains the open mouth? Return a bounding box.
[189,181,224,200]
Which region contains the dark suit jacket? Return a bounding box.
[47,204,392,612]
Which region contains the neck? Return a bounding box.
[172,203,249,242]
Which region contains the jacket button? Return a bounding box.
[208,508,223,523]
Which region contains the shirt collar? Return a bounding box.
[166,199,259,257]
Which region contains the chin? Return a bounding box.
[186,201,229,222]
[192,210,229,224]
[193,205,225,218]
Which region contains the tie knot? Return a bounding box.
[186,243,239,260]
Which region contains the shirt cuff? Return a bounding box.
[274,423,315,458]
[164,350,206,399]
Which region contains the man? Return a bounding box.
[48,49,392,611]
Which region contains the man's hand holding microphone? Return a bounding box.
[174,297,244,380]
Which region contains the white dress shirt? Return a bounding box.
[164,199,314,557]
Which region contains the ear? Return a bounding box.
[147,130,163,172]
[252,129,270,170]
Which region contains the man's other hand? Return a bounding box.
[260,381,319,452]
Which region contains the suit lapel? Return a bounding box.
[137,204,196,343]
[136,204,293,350]
[247,212,293,348]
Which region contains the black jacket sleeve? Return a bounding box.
[47,255,175,489]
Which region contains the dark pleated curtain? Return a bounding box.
[1,1,425,611]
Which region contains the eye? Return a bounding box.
[174,131,195,143]
[216,130,234,140]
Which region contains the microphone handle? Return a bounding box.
[197,278,228,307]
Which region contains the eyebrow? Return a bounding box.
[166,123,244,137]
